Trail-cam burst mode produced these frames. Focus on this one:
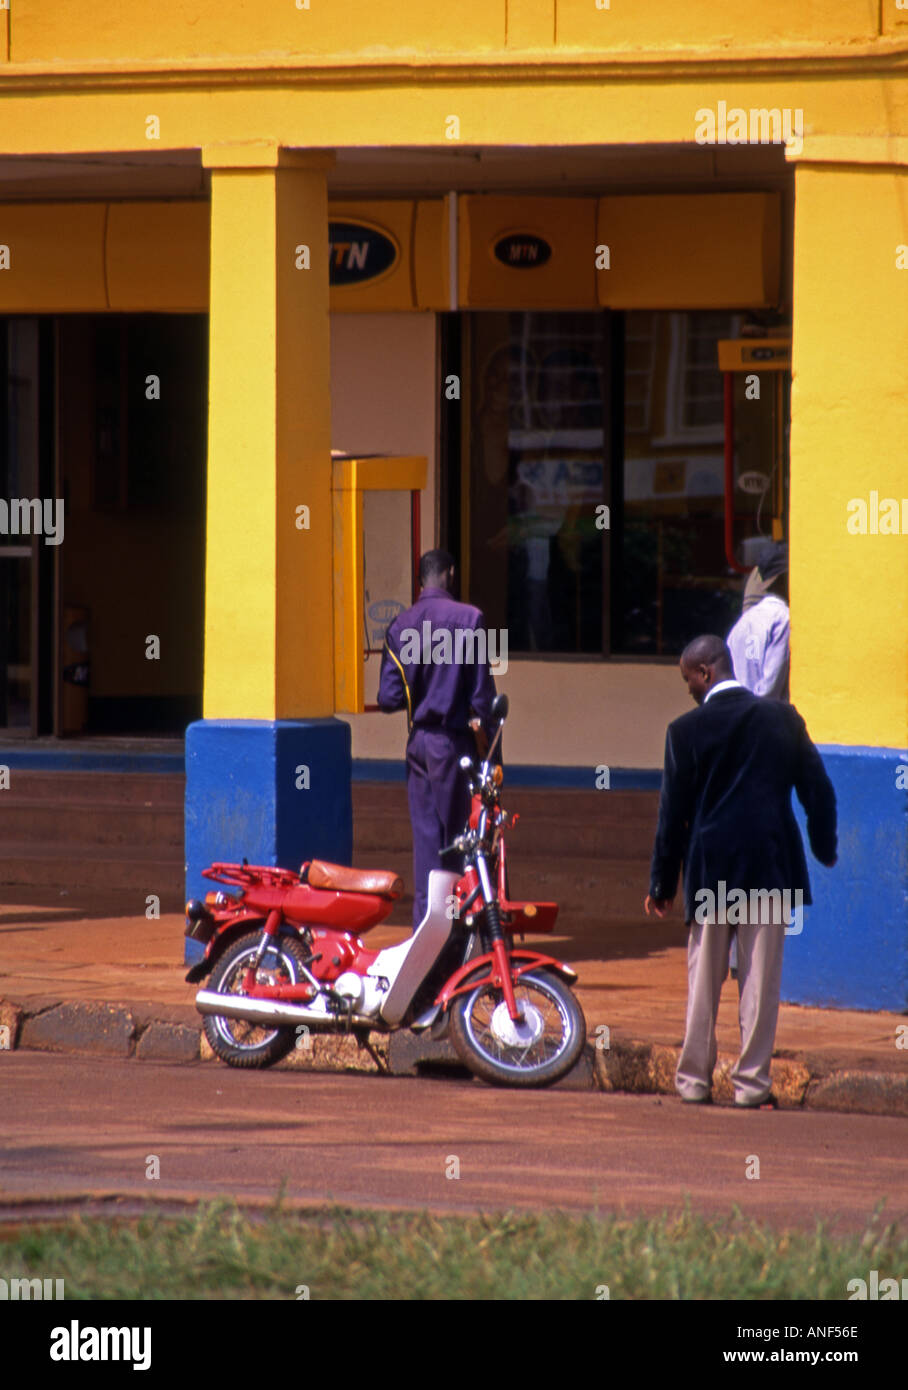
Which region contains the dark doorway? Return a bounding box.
[56,314,208,735]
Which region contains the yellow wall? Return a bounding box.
[789,162,908,748]
[2,0,905,750]
[5,0,886,64]
[0,193,781,314]
[351,657,691,768]
[2,76,905,159]
[330,312,438,535]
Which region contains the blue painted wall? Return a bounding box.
[184,718,353,961]
[782,745,908,1012]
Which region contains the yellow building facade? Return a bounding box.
[0,2,906,1006]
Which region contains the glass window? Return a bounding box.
[613,310,745,656]
[0,320,40,728]
[460,308,784,661]
[468,311,609,653]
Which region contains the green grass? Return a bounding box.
[1,1198,904,1300]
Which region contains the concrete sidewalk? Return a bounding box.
[1,884,906,1116]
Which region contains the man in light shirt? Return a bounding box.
[727,541,789,701]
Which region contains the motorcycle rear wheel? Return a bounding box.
[203,931,310,1068]
[448,967,586,1087]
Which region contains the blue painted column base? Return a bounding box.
[184,718,352,964]
[782,745,908,1011]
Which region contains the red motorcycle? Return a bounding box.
[187,695,586,1086]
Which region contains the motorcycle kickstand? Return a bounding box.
[355,1031,389,1075]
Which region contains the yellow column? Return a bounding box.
[202,144,335,719]
[789,159,908,747]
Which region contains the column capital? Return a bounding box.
[202,141,336,171]
[785,135,908,168]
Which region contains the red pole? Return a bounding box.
[411,489,421,600]
[724,373,749,574]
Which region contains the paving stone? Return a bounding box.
[594,1039,677,1094]
[387,1030,465,1076]
[135,1022,200,1062]
[550,1045,596,1090]
[19,1002,135,1057]
[0,1000,23,1052]
[806,1071,908,1118]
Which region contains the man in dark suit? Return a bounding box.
[645,634,837,1107]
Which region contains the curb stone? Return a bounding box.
[805,1070,908,1118]
[18,1001,135,1057]
[0,999,23,1051]
[135,1021,200,1063]
[595,1039,811,1106]
[3,996,907,1117]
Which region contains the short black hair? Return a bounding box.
[681,633,733,674]
[419,549,455,586]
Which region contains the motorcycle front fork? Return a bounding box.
[240,911,326,1001]
[475,853,524,1023]
[241,910,281,990]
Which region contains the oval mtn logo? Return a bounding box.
[329,221,398,286]
[493,233,552,269]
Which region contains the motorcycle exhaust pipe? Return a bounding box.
[195,989,332,1029]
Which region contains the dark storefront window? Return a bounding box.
[461,308,753,660]
[614,310,744,655]
[468,311,610,653]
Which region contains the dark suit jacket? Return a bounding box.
[649,686,837,923]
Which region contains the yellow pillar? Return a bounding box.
[201,144,335,719]
[186,146,351,930]
[789,159,908,747]
[784,155,908,1011]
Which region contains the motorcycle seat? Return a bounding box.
[304,859,404,899]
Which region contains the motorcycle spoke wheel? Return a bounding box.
[449,968,586,1087]
[203,933,309,1069]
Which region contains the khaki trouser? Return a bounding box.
[676,919,785,1106]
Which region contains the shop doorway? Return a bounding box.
[57,314,207,734]
[0,313,208,738]
[0,319,55,735]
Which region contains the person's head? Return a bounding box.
[419,548,455,592]
[743,540,788,609]
[679,634,734,706]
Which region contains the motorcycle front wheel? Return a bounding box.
[448,967,586,1087]
[203,931,310,1068]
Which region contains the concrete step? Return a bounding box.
[0,775,656,920]
[1,770,185,807]
[352,783,659,861]
[351,849,651,921]
[0,801,183,849]
[0,840,185,908]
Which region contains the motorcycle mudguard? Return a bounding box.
[183,917,269,983]
[378,870,460,1026]
[435,948,578,1008]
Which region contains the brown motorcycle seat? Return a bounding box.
[305,859,404,899]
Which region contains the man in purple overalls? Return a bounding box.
[377,549,498,927]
